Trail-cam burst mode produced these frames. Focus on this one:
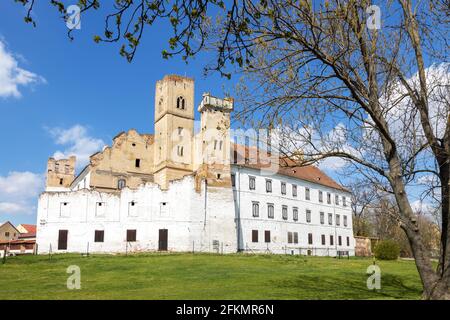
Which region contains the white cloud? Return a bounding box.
[0,171,44,216]
[47,124,105,169]
[0,40,45,98]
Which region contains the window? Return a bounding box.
[177,145,184,157]
[128,201,138,217]
[135,158,141,168]
[336,214,341,226]
[294,232,299,244]
[60,202,70,217]
[126,229,137,242]
[288,232,293,244]
[94,230,104,243]
[306,209,311,223]
[252,202,260,217]
[118,179,126,190]
[266,179,272,193]
[338,236,342,246]
[308,233,313,245]
[58,230,68,250]
[265,230,271,243]
[281,182,286,195]
[319,190,323,203]
[5,232,9,237]
[249,176,256,190]
[282,205,288,220]
[252,230,258,243]
[328,213,333,225]
[346,236,350,246]
[292,184,297,197]
[59,178,63,185]
[178,127,183,135]
[176,96,185,109]
[343,196,347,207]
[330,235,334,246]
[305,187,310,200]
[293,207,298,221]
[132,143,136,147]
[343,215,348,227]
[321,234,326,245]
[320,212,325,224]
[231,174,236,187]
[335,194,339,205]
[327,192,331,204]
[267,203,274,219]
[96,202,106,217]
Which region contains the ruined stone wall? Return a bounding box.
[86,129,154,192]
[46,156,76,190]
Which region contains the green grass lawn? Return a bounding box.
[0,253,423,299]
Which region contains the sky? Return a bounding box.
[0,2,233,225]
[0,2,441,226]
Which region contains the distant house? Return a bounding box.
[0,222,36,256]
[17,224,37,240]
[0,221,20,242]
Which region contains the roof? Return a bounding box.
[18,224,36,234]
[232,144,348,192]
[0,221,20,233]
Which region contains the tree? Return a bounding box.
[13,0,450,299]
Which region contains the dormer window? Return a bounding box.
[177,96,185,110]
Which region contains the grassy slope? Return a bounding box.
[0,253,423,300]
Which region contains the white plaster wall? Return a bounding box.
[36,176,237,254]
[231,166,355,256]
[37,166,355,257]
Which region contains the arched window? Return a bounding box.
[118,179,126,190]
[176,96,185,110]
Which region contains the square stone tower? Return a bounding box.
[153,75,195,189]
[45,156,76,190]
[195,93,234,187]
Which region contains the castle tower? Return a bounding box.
[153,75,195,189]
[45,156,76,191]
[195,93,234,187]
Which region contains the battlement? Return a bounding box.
[198,93,234,112]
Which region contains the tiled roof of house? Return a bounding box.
[18,224,36,234]
[232,144,348,192]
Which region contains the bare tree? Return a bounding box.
[13,0,450,299]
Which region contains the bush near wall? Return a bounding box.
[374,240,400,260]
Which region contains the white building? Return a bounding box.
[36,75,355,256]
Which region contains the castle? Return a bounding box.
[36,75,355,255]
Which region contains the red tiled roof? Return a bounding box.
[232,144,348,192]
[19,224,36,234]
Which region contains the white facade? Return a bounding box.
[36,165,355,256]
[232,166,355,256]
[36,176,237,254]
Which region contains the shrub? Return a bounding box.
[374,240,400,260]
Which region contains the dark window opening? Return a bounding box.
[308,233,313,245]
[94,230,104,243]
[252,230,258,243]
[135,159,141,168]
[58,230,68,250]
[59,178,63,185]
[126,229,137,242]
[265,230,271,243]
[118,179,126,190]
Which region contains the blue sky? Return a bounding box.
[0,2,233,225]
[0,2,440,226]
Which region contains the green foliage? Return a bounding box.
[374,240,401,260]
